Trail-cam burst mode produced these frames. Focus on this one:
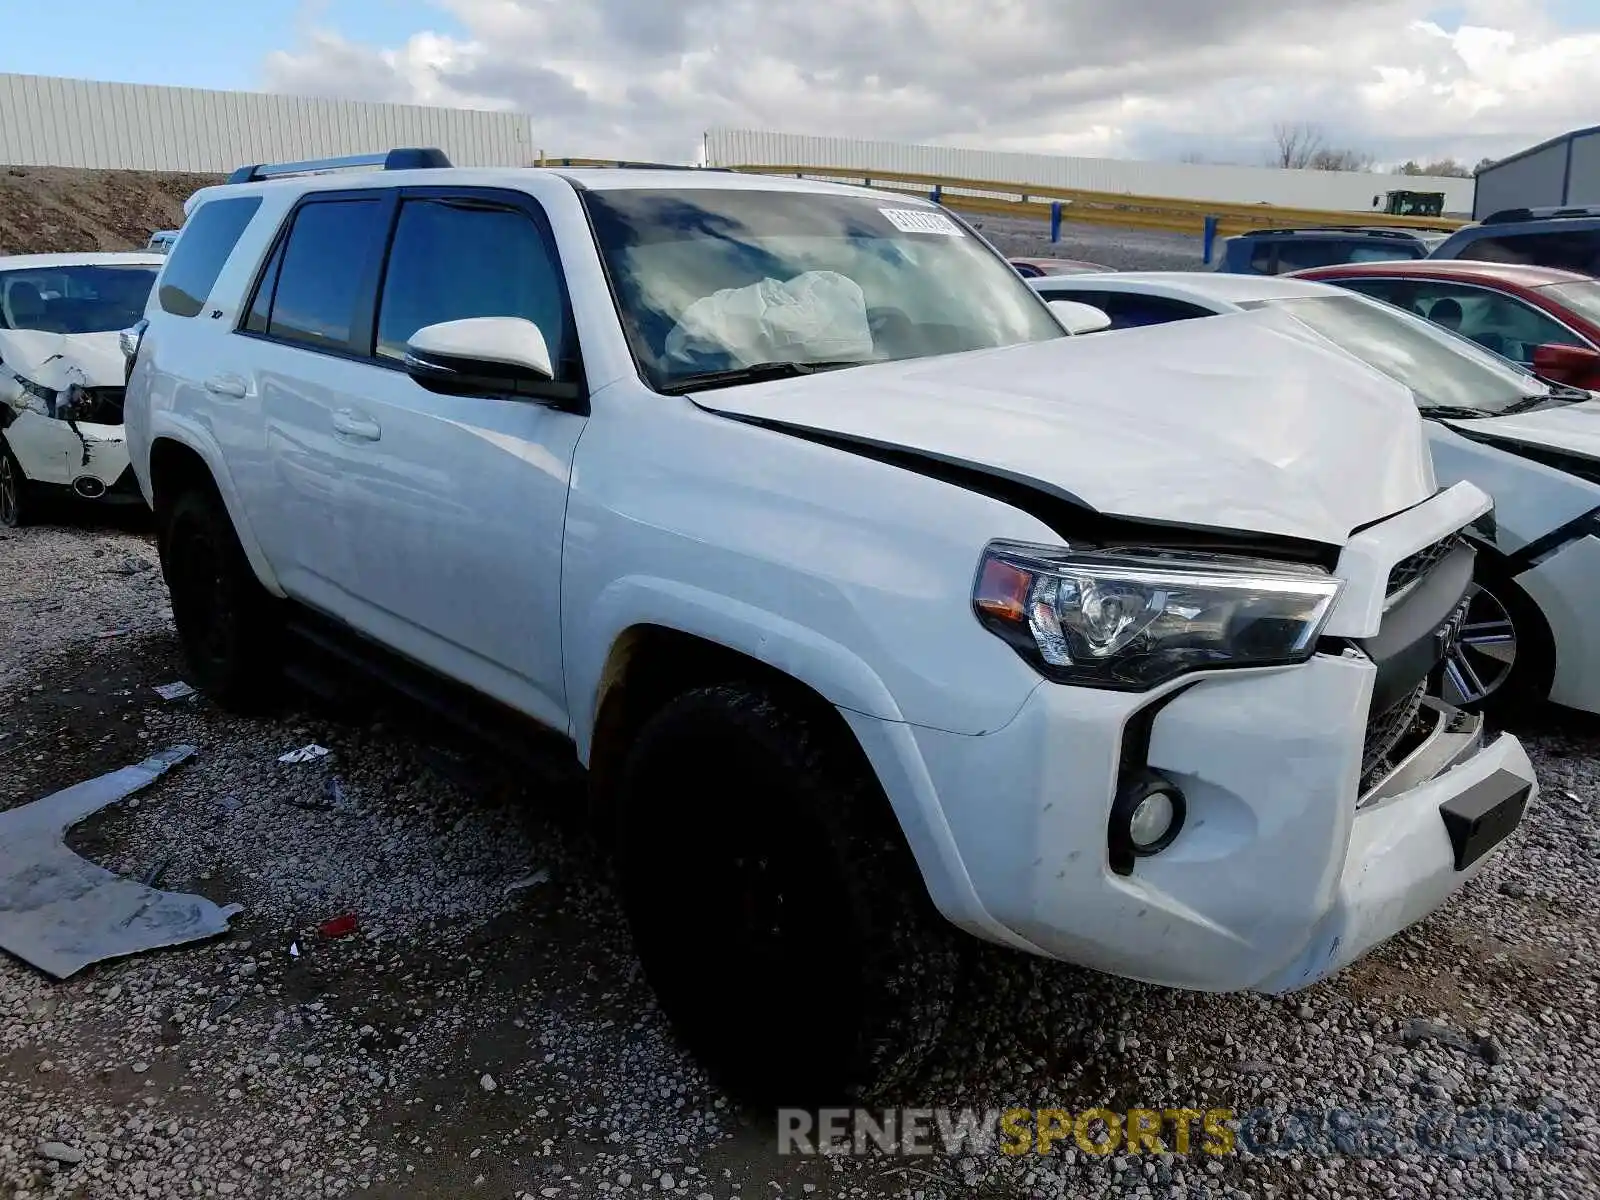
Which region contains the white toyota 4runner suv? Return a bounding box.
[123,150,1536,1103]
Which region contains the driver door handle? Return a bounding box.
[331,408,382,442]
[204,374,248,399]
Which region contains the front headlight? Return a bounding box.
[973,541,1343,690]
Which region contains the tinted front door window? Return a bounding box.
[374,199,571,370]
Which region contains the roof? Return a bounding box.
[189,166,912,208]
[1289,259,1596,289]
[1032,270,1335,306]
[1231,226,1432,241]
[1477,124,1600,176]
[0,251,166,270]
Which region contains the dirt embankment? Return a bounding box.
[0,165,223,256]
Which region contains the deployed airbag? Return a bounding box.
[664,270,874,367]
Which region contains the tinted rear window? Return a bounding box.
[158,197,262,318]
[1458,229,1600,275]
[264,198,388,353]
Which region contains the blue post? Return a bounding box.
[930,184,943,204]
[1050,201,1062,244]
[1203,215,1219,264]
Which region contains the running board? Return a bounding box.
[280,607,581,777]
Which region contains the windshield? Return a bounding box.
[581,188,1065,392]
[1243,293,1549,415]
[1542,281,1600,327]
[0,264,158,334]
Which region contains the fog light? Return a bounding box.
[1128,791,1176,849]
[1109,769,1187,875]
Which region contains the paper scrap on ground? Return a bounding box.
[278,744,331,764]
[0,745,243,980]
[153,682,197,701]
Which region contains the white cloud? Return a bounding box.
[260,0,1599,167]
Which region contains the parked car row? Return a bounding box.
[1218,204,1600,278]
[3,151,1574,1105]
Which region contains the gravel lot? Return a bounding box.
[976,213,1208,272]
[3,515,1599,1200]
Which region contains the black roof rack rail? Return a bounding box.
[1482,204,1600,225]
[1235,225,1422,239]
[226,147,453,185]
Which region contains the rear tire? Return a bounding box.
[158,485,283,711]
[613,683,960,1106]
[0,434,29,528]
[1444,557,1554,721]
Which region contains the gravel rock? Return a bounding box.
[34,1142,85,1166]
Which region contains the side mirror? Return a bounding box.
[1048,299,1113,335]
[405,317,555,396]
[1531,342,1600,390]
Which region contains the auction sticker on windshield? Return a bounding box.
[879,208,964,236]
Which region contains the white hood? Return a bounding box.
[690,307,1434,547]
[0,329,125,390]
[1443,399,1600,463]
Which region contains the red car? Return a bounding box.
[1289,259,1600,389]
[1009,257,1110,277]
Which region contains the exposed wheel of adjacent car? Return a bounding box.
[1443,558,1554,720]
[158,484,283,711]
[613,683,961,1106]
[0,433,29,528]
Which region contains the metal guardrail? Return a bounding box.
[536,157,1468,262]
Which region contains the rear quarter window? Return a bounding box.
[158,196,263,318]
[1457,229,1600,275]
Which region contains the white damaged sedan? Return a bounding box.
[0,252,164,526]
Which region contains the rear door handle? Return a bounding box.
[331,408,382,441]
[204,374,248,399]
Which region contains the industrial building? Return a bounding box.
[1472,126,1600,219]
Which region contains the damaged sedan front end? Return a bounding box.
[0,253,162,525]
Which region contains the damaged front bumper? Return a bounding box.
[872,482,1536,993]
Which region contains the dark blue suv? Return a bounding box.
[1214,226,1447,275]
[1428,206,1600,277]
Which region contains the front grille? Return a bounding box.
[1385,533,1462,604]
[1360,681,1429,793]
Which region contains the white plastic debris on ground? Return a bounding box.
[278,744,332,764]
[0,745,243,979]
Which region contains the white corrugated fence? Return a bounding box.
[0,73,537,173]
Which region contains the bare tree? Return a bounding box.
[1309,146,1375,172]
[1271,121,1324,169]
[1270,122,1376,172]
[1394,157,1472,177]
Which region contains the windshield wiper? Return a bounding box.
[1495,388,1589,415]
[659,360,869,395]
[1417,405,1500,420]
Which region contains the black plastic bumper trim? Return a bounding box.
[1439,768,1531,871]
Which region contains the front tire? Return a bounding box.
[0,433,29,528]
[613,684,960,1106]
[158,485,283,711]
[1443,559,1554,720]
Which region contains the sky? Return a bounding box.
[1,0,1597,168]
